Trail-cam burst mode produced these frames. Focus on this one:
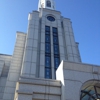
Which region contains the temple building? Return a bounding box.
[0,0,100,100]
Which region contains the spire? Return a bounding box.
[38,0,55,10]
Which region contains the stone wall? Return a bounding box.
[15,77,61,100]
[2,32,26,100]
[56,61,100,100]
[0,54,12,100]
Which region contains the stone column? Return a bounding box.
[21,11,40,78]
[62,18,81,62]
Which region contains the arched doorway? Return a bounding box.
[80,80,100,100]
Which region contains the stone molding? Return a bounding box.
[19,76,61,86]
[14,77,61,100]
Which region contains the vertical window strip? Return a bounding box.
[45,26,51,79]
[52,27,60,78]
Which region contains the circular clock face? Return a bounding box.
[47,16,55,22]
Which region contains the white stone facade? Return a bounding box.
[0,32,26,100]
[15,78,61,100]
[0,54,12,100]
[56,61,100,100]
[21,8,81,80]
[0,1,100,100]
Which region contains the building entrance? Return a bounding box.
[80,80,100,100]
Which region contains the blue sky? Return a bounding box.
[0,0,100,65]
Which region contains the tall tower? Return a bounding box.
[1,1,100,100]
[0,1,84,100]
[21,0,81,79]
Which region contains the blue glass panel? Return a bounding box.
[53,27,57,33]
[45,43,50,53]
[53,37,58,44]
[54,45,59,54]
[45,68,51,79]
[46,31,50,35]
[45,35,50,43]
[45,26,50,31]
[54,57,60,69]
[53,33,58,36]
[45,54,50,56]
[45,56,51,68]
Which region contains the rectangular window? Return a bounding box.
[45,56,51,68]
[53,27,57,33]
[46,26,50,32]
[45,68,51,78]
[54,57,60,69]
[53,32,58,36]
[45,35,50,43]
[54,45,59,54]
[53,27,60,74]
[53,36,58,44]
[45,53,51,56]
[45,43,51,53]
[45,26,51,79]
[46,31,50,35]
[53,27,58,36]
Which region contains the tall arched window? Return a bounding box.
[47,1,51,7]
